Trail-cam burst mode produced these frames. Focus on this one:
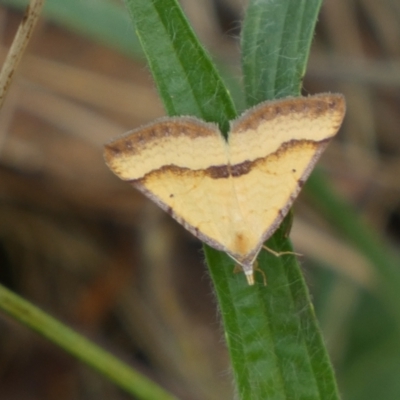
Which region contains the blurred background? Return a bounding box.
[0,0,400,399]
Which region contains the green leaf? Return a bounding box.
[237,1,340,398]
[242,0,322,103]
[124,0,339,399]
[124,0,236,133]
[206,224,339,400]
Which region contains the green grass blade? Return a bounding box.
[0,284,177,400]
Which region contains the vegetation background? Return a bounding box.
[0,0,400,399]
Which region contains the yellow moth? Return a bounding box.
[104,94,346,285]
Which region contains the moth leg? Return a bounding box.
[253,261,267,286]
[233,264,242,275]
[262,245,302,258]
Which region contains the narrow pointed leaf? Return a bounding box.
[123,0,340,399]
